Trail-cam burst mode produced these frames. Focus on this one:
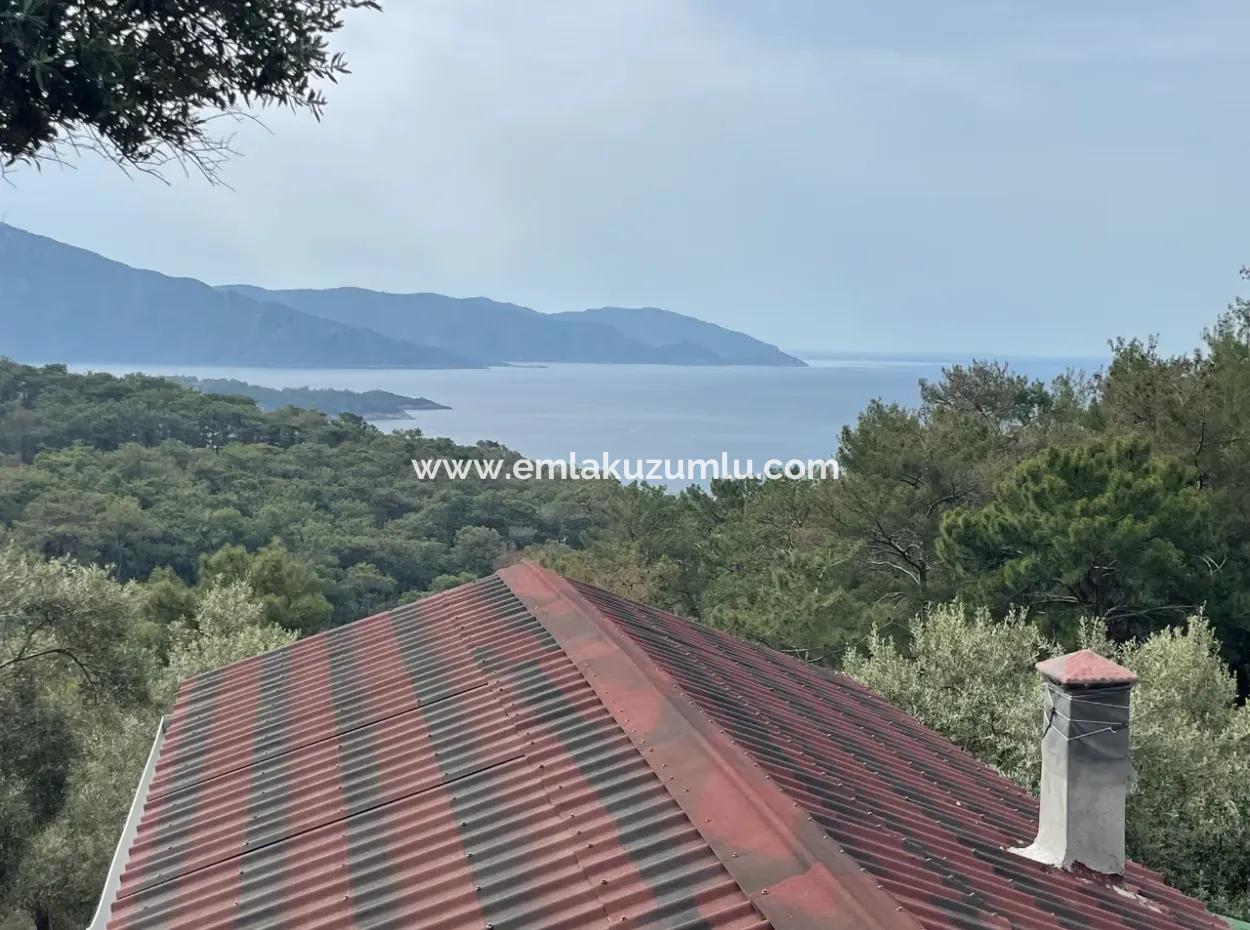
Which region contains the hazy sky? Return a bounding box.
[3,1,1248,355]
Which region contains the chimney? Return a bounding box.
[1013,649,1137,875]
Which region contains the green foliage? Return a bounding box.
[449,526,508,576]
[844,601,1053,786]
[171,377,447,417]
[426,571,480,594]
[0,360,600,627]
[0,0,377,176]
[4,714,155,930]
[532,478,876,655]
[701,546,868,660]
[0,546,155,918]
[691,479,871,656]
[163,581,298,694]
[939,437,1215,639]
[0,549,302,929]
[141,567,198,629]
[847,604,1250,919]
[824,361,1092,615]
[1082,618,1250,917]
[331,562,398,620]
[198,541,332,634]
[531,541,682,610]
[829,399,949,591]
[0,362,313,462]
[1095,306,1250,675]
[0,547,150,704]
[0,548,152,925]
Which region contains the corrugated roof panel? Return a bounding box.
[568,576,1229,930]
[464,578,775,930]
[103,573,772,930]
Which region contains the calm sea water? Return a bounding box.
[71,355,1102,485]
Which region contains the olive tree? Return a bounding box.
[0,550,296,930]
[846,604,1250,919]
[0,0,378,178]
[0,548,151,929]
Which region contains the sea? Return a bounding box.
[70,354,1104,487]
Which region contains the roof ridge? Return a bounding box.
[498,561,924,930]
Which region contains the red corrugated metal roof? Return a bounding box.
[96,562,1229,930]
[561,572,1226,930]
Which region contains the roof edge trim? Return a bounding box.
[500,561,923,930]
[87,714,167,930]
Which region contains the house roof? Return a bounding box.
[95,562,1228,930]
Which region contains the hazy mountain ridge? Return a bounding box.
[0,225,805,368]
[554,306,804,366]
[0,225,481,368]
[224,285,803,366]
[220,285,679,365]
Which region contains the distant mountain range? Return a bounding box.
[0,225,475,368]
[0,224,804,369]
[224,285,804,367]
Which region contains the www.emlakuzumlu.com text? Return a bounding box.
[412,453,841,482]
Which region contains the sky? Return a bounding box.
[3,0,1248,356]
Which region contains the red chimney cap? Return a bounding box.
[1036,649,1137,687]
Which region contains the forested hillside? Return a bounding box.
[171,376,449,417]
[0,361,617,619]
[3,296,1250,926]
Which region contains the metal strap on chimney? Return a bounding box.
[1042,684,1131,742]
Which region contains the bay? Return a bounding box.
[70,355,1103,486]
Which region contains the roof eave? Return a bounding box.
[87,715,167,930]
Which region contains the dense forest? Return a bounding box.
[3,295,1250,926]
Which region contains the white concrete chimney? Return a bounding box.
[1013,649,1137,876]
